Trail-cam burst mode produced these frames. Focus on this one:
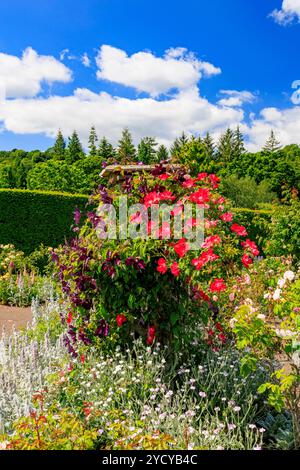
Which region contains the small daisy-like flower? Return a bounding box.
[199,391,207,398]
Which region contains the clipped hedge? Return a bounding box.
[0,189,89,254]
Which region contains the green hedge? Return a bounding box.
[0,189,89,254]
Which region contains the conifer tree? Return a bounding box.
[98,137,116,161]
[67,131,84,164]
[137,137,158,164]
[263,130,281,153]
[117,128,136,163]
[217,128,235,162]
[157,144,169,162]
[233,126,245,157]
[53,129,66,160]
[203,132,215,159]
[88,126,98,156]
[170,132,189,157]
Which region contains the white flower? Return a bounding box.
[199,391,207,398]
[277,278,286,289]
[273,289,281,301]
[229,318,237,328]
[283,271,295,282]
[257,314,266,321]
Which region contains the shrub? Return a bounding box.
[53,166,260,355]
[0,189,89,254]
[220,175,276,209]
[232,208,273,254]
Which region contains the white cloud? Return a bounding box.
[1,44,300,153]
[270,0,300,25]
[244,105,300,151]
[81,53,91,67]
[0,47,72,99]
[96,45,221,97]
[0,86,242,147]
[217,90,256,107]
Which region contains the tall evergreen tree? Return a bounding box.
[233,126,245,157]
[203,132,215,159]
[67,131,84,164]
[157,144,169,162]
[263,130,281,153]
[170,132,189,157]
[88,126,98,156]
[137,137,158,164]
[98,137,116,161]
[217,128,235,162]
[117,128,136,163]
[53,129,66,160]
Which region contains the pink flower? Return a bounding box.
[202,235,221,249]
[173,238,190,258]
[241,239,259,256]
[157,173,170,180]
[170,262,180,277]
[210,278,227,293]
[182,178,195,188]
[231,223,248,237]
[192,249,219,270]
[242,254,253,268]
[189,188,210,205]
[220,212,233,222]
[130,212,142,224]
[157,258,168,274]
[116,314,127,327]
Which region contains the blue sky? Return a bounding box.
[0,0,300,151]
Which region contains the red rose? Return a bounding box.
[220,212,233,222]
[218,333,226,343]
[241,239,259,257]
[231,223,248,237]
[189,188,210,205]
[210,278,227,293]
[80,354,85,364]
[157,173,170,180]
[170,262,180,277]
[202,235,221,249]
[116,314,127,327]
[148,326,156,337]
[216,322,223,331]
[157,258,168,274]
[173,238,190,258]
[147,335,155,345]
[242,254,253,268]
[182,178,195,188]
[67,311,73,324]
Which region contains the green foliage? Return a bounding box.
[117,128,136,163]
[88,126,98,157]
[266,199,300,260]
[232,207,273,253]
[137,137,158,164]
[52,129,66,160]
[66,130,84,163]
[0,189,88,253]
[220,175,276,209]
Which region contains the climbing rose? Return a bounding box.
[147,325,156,345]
[242,254,253,268]
[231,223,248,237]
[189,188,210,205]
[202,235,221,249]
[157,258,168,274]
[170,262,180,277]
[116,314,127,327]
[241,239,259,257]
[191,249,219,270]
[220,212,233,222]
[173,238,189,258]
[210,278,227,292]
[157,173,170,180]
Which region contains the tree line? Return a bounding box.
[0,126,299,204]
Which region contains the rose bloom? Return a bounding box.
[210,278,227,293]
[220,212,233,222]
[242,254,253,268]
[231,223,248,237]
[157,258,167,274]
[116,314,127,327]
[173,238,190,258]
[273,288,281,301]
[170,262,180,277]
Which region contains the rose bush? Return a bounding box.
[52,165,260,355]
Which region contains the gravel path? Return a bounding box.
[0,305,32,334]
